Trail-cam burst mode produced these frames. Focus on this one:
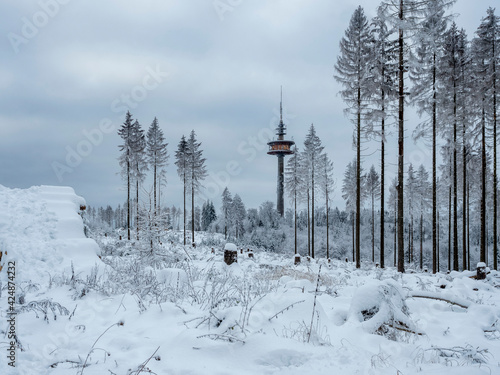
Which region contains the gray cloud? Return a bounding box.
[0,0,491,211]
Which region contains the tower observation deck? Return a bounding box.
[267,88,295,216]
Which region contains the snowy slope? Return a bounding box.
[1,186,500,375]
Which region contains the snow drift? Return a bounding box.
[0,185,101,283]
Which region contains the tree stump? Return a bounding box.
[294,254,301,265]
[477,262,487,280]
[224,250,237,265]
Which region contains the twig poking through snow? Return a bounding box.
[268,300,305,321]
[197,334,245,344]
[308,265,322,343]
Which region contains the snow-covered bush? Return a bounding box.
[347,279,416,340]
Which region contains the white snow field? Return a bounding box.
[1,185,500,375]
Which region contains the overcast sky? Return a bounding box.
[0,0,493,212]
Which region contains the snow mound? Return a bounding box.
[348,279,415,335]
[0,185,101,283]
[224,242,237,251]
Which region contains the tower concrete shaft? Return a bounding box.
[277,154,284,216]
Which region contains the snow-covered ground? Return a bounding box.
[1,185,500,375]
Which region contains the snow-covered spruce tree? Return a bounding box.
[318,153,335,260]
[470,36,488,264]
[285,147,304,255]
[405,164,418,264]
[201,200,217,231]
[334,5,372,268]
[118,111,135,240]
[222,187,233,239]
[368,12,398,269]
[365,165,381,263]
[439,23,469,271]
[415,164,431,269]
[388,177,398,266]
[342,159,361,262]
[157,167,168,214]
[146,117,169,217]
[439,140,454,270]
[475,7,500,269]
[187,130,207,246]
[175,135,189,246]
[259,201,280,230]
[299,145,312,257]
[410,0,452,273]
[456,29,474,271]
[302,124,324,259]
[232,194,246,239]
[378,0,440,273]
[138,190,165,254]
[131,120,148,241]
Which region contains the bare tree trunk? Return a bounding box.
[437,212,440,272]
[408,221,412,263]
[448,168,452,271]
[312,160,315,259]
[453,81,458,271]
[307,188,311,257]
[432,55,437,273]
[326,196,330,259]
[356,87,361,268]
[127,158,131,241]
[380,101,385,268]
[183,173,186,246]
[420,213,423,269]
[352,211,355,262]
[294,190,298,255]
[493,45,498,271]
[153,163,157,218]
[481,105,486,262]
[136,178,139,241]
[397,0,405,273]
[394,201,397,267]
[191,182,195,246]
[372,193,375,262]
[467,179,471,270]
[462,130,467,271]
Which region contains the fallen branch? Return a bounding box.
[387,323,424,336]
[50,359,83,368]
[409,291,471,309]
